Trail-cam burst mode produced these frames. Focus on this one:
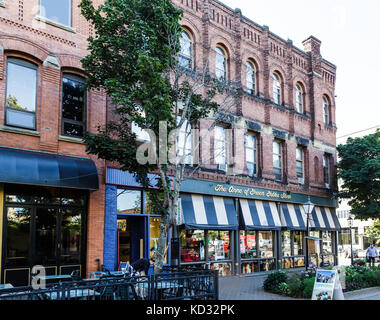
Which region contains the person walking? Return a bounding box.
[366,243,378,267]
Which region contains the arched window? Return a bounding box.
[322,96,330,125]
[215,45,227,80]
[246,60,257,95]
[179,29,193,69]
[295,83,304,113]
[273,72,282,104]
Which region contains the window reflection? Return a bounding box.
[180,230,205,263]
[258,231,273,258]
[60,209,81,264]
[39,0,72,26]
[117,189,142,214]
[6,207,31,267]
[240,231,257,259]
[208,231,230,261]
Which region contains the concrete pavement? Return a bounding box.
[218,275,380,300]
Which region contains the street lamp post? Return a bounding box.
[303,197,314,270]
[347,216,354,266]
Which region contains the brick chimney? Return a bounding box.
[302,35,322,76]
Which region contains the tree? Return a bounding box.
[364,219,380,245]
[79,0,239,273]
[337,131,380,220]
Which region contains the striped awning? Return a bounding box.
[280,204,341,231]
[239,199,283,231]
[280,204,307,230]
[309,206,341,231]
[179,194,238,230]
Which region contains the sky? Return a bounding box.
[220,0,380,142]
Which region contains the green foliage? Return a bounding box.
[263,270,288,292]
[337,131,380,220]
[286,273,305,298]
[302,277,316,299]
[278,282,290,296]
[345,265,380,292]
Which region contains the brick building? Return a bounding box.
[0,0,106,286]
[103,0,341,277]
[0,0,341,286]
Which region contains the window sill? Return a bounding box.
[58,135,86,144]
[0,125,40,136]
[34,15,76,33]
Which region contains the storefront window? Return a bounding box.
[293,231,304,255]
[258,231,273,258]
[60,209,81,265]
[241,261,258,274]
[208,231,231,261]
[240,231,257,259]
[281,231,291,257]
[260,259,276,272]
[145,191,164,215]
[6,207,31,267]
[150,217,160,259]
[180,230,205,263]
[117,189,141,214]
[322,231,333,254]
[211,262,232,276]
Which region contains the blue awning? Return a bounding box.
[179,194,238,230]
[0,147,99,190]
[239,199,283,230]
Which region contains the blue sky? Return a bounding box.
[221,0,380,141]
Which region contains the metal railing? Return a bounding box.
[0,269,218,301]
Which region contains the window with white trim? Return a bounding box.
[273,140,282,181]
[39,0,72,27]
[176,116,192,164]
[323,154,330,188]
[5,58,38,130]
[296,147,304,184]
[295,83,304,113]
[323,96,330,125]
[214,125,226,168]
[246,61,257,95]
[179,29,193,69]
[245,133,257,177]
[215,46,227,80]
[273,72,282,104]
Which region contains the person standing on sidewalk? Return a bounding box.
[366,244,378,267]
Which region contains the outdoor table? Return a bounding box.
[0,284,14,290]
[135,281,184,299]
[44,289,100,300]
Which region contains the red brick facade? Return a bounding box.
[0,0,337,278]
[173,0,338,199]
[0,0,106,276]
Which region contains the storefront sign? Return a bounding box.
[312,269,338,300]
[180,179,338,207]
[214,184,292,200]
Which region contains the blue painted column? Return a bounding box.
[103,185,118,271]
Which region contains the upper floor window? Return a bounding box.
[214,125,227,170]
[62,74,86,138]
[295,83,304,113]
[273,72,282,105]
[246,60,257,95]
[215,46,227,80]
[323,154,330,188]
[273,140,282,181]
[322,96,330,125]
[39,0,72,27]
[177,116,192,165]
[131,110,150,142]
[179,29,193,69]
[5,58,37,130]
[245,133,257,177]
[296,147,304,184]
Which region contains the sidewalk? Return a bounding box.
[218,275,380,300]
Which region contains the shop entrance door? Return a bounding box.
[117,216,145,268]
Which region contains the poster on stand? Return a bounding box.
[311,269,338,300]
